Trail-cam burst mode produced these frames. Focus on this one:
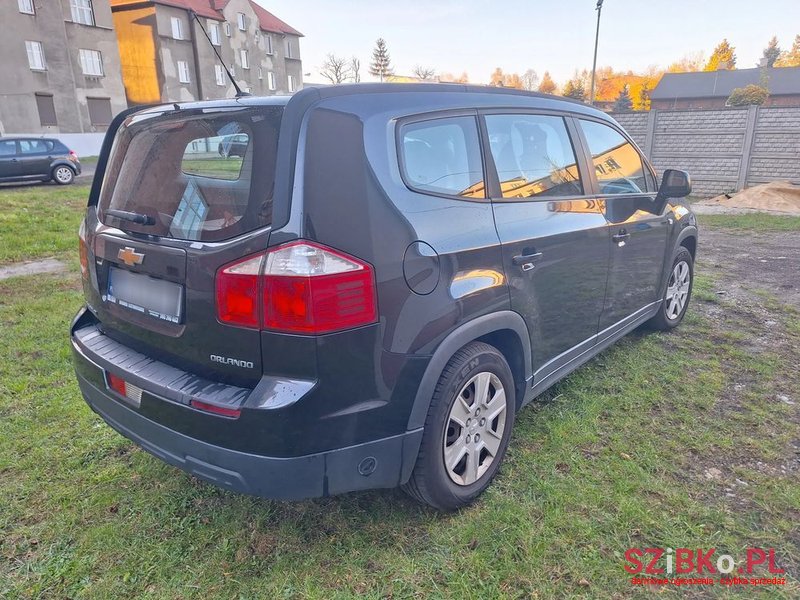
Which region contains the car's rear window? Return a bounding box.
[98,106,282,241]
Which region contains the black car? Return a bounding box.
[0,137,81,185]
[217,133,248,158]
[71,85,696,511]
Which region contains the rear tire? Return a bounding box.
[52,165,75,185]
[402,342,515,511]
[648,247,693,331]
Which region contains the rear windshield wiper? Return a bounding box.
[106,209,156,226]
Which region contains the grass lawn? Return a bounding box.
[697,213,800,231]
[1,189,798,598]
[0,182,89,265]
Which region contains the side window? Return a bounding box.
[19,140,48,154]
[485,114,583,199]
[578,119,647,195]
[0,141,17,157]
[400,116,485,198]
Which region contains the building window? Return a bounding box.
[25,41,46,71]
[177,60,191,83]
[237,13,246,30]
[70,0,95,25]
[240,49,249,69]
[171,17,183,40]
[18,0,35,15]
[209,22,221,46]
[79,49,104,76]
[257,67,262,80]
[215,64,226,86]
[35,93,57,126]
[264,34,273,55]
[87,97,112,126]
[267,71,276,90]
[224,22,231,36]
[285,39,294,58]
[288,74,296,92]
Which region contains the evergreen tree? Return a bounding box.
[613,86,633,111]
[369,38,393,81]
[762,36,781,68]
[704,39,737,71]
[562,79,586,101]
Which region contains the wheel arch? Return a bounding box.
[406,311,532,431]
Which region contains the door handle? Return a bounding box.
[513,251,543,271]
[612,231,630,247]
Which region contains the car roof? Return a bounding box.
[0,136,62,142]
[157,83,612,122]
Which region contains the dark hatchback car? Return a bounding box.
[71,84,697,510]
[0,137,81,185]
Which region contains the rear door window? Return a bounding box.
[400,116,485,198]
[0,140,16,157]
[19,139,50,154]
[578,119,648,194]
[98,107,281,241]
[485,114,583,198]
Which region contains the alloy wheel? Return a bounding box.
[666,260,691,320]
[442,371,507,486]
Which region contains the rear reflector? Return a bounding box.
[215,241,378,335]
[190,399,241,419]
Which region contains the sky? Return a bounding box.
[255,0,800,85]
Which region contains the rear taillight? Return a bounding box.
[78,223,89,281]
[69,150,78,162]
[215,241,378,335]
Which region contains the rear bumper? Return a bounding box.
[71,308,423,500]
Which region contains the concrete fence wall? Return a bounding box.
[610,106,800,197]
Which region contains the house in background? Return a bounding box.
[110,0,303,105]
[0,0,128,134]
[651,67,800,109]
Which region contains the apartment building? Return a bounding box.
[0,0,128,134]
[110,0,303,105]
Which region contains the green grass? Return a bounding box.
[0,182,89,264]
[182,157,244,180]
[698,213,800,231]
[1,194,798,598]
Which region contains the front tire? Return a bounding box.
[52,165,75,185]
[648,247,693,330]
[402,342,515,511]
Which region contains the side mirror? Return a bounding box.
[657,169,692,199]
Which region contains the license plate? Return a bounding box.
[106,267,183,323]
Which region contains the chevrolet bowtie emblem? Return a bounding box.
[118,246,144,267]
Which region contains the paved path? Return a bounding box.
[0,258,66,280]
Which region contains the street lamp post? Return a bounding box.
[589,0,604,105]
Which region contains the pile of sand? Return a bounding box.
[698,181,800,215]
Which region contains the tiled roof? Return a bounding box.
[110,0,302,34]
[652,67,800,100]
[248,1,303,36]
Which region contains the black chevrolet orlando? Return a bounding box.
[71,84,697,511]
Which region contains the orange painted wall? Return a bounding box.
[112,5,162,105]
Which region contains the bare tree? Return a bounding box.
[412,65,436,80]
[349,57,361,82]
[521,69,539,91]
[320,53,350,84]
